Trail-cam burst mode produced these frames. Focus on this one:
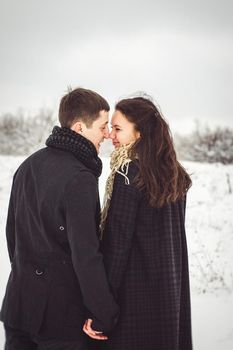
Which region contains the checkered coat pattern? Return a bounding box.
[99,161,192,350]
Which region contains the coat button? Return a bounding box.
[59,226,65,230]
[35,269,44,276]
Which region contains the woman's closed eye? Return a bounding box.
[112,126,121,131]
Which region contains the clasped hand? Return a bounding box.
[83,319,108,340]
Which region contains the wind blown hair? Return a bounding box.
[115,97,192,207]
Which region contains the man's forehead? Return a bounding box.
[98,110,109,122]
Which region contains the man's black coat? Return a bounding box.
[0,131,118,341]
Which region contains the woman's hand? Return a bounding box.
[83,319,108,340]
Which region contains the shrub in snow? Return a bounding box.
[175,123,233,164]
[0,109,55,155]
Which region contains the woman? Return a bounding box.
[87,96,192,350]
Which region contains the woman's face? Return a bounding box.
[110,110,140,148]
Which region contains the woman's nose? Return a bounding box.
[109,130,115,139]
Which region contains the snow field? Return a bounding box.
[0,155,233,349]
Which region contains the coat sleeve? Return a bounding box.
[6,174,18,263]
[64,170,119,332]
[102,162,140,298]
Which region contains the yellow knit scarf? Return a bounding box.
[100,142,134,237]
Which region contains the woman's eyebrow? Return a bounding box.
[111,123,121,127]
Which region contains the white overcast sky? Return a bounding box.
[0,0,232,133]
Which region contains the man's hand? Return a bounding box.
[83,319,108,340]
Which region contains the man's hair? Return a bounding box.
[59,87,110,128]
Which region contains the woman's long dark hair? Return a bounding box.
[115,97,192,207]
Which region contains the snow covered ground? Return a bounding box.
[0,155,233,349]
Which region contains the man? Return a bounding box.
[0,87,119,349]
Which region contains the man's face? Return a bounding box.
[79,110,109,153]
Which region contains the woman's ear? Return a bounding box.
[71,121,83,134]
[136,131,141,140]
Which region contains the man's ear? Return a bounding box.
[71,121,84,134]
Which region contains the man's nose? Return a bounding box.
[104,127,110,139]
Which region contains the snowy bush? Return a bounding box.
[0,109,55,155]
[175,123,233,164]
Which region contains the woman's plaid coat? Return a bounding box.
[100,161,192,350]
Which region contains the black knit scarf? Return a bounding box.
[46,126,102,178]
